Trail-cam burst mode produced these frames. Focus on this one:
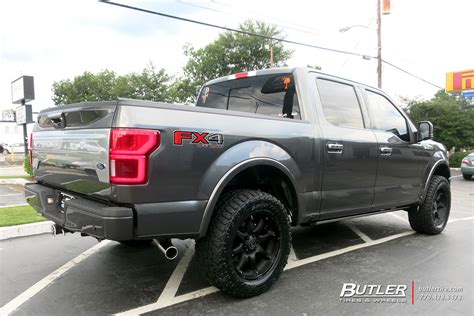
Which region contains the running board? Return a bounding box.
[313,208,409,225]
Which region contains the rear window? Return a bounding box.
[37,109,111,128]
[196,74,301,119]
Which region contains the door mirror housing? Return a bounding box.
[417,121,433,141]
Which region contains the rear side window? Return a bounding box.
[365,90,409,141]
[316,79,364,129]
[196,74,301,119]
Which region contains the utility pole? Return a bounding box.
[270,45,275,68]
[377,0,382,88]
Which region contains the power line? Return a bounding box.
[99,0,443,90]
[382,60,443,90]
[175,0,322,38]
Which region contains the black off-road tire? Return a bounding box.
[119,239,153,247]
[196,189,291,298]
[408,175,451,235]
[463,174,472,180]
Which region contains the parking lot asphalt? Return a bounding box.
[0,176,472,315]
[0,185,27,207]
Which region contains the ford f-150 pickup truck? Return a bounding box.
[25,67,451,297]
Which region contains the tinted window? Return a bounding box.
[365,90,408,141]
[316,79,364,129]
[196,74,301,119]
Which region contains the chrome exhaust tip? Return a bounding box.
[154,239,178,260]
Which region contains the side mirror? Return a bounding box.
[417,121,433,141]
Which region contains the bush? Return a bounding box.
[449,152,472,167]
[23,155,33,176]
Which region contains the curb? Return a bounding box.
[0,178,30,186]
[0,221,53,240]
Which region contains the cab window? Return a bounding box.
[365,90,409,141]
[316,78,365,129]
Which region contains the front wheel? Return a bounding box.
[196,190,291,298]
[408,175,451,235]
[463,174,472,180]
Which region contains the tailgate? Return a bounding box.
[32,102,116,198]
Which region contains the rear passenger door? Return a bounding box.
[315,78,378,219]
[363,89,426,209]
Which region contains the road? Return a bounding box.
[0,176,472,315]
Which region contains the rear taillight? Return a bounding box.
[109,128,160,184]
[29,133,33,166]
[462,159,471,165]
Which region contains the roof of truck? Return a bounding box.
[204,66,384,94]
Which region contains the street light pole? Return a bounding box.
[377,0,382,88]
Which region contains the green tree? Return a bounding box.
[405,90,474,150]
[171,20,293,103]
[52,64,172,105]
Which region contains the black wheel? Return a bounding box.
[408,175,451,235]
[196,190,291,298]
[4,149,10,154]
[463,174,472,180]
[119,239,153,247]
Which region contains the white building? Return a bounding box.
[1,109,35,146]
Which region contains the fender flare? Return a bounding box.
[197,157,298,238]
[419,159,450,204]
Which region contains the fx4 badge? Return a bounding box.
[173,131,224,147]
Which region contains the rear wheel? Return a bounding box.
[463,174,472,180]
[408,175,450,235]
[196,190,291,298]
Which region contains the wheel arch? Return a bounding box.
[419,159,450,204]
[198,158,300,238]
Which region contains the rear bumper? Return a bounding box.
[24,182,207,241]
[461,164,474,175]
[25,183,133,241]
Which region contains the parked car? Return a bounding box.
[461,153,474,180]
[24,67,451,298]
[4,143,25,154]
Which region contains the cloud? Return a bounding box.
[0,0,472,112]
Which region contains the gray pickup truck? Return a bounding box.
[25,67,451,297]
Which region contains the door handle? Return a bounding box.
[379,146,392,156]
[327,143,343,154]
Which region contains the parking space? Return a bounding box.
[0,177,472,315]
[0,185,27,207]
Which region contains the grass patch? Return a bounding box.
[0,205,47,227]
[0,175,32,180]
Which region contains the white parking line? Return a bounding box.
[0,203,28,208]
[116,229,416,315]
[0,193,23,197]
[347,224,372,243]
[116,241,196,316]
[451,210,474,215]
[449,216,474,223]
[0,240,112,316]
[289,245,298,261]
[388,212,409,223]
[284,230,415,270]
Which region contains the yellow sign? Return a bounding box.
[446,69,474,92]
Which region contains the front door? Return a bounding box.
[363,89,427,209]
